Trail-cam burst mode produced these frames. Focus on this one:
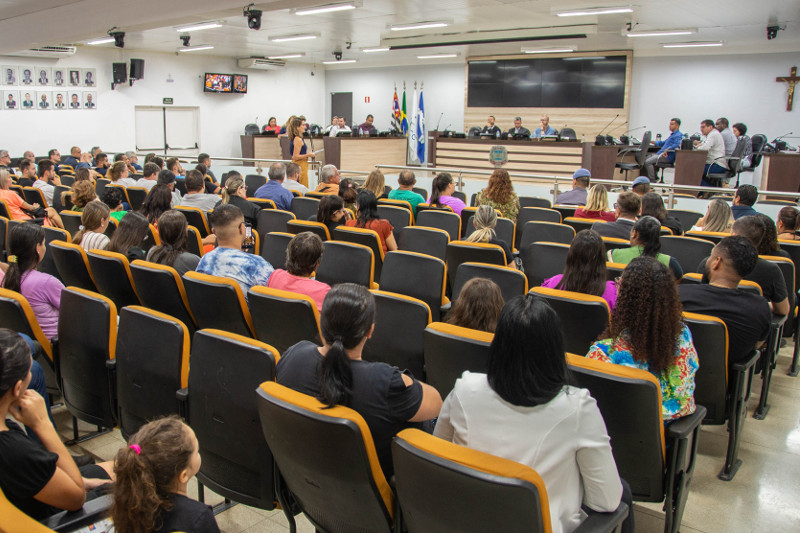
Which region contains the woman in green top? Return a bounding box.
[610,216,683,280]
[475,169,519,223]
[101,186,128,222]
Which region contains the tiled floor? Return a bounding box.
[56,342,800,532]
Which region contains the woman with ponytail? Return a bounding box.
[216,173,260,226]
[610,215,683,280]
[276,283,442,477]
[777,206,800,241]
[428,172,466,215]
[72,199,110,251]
[465,204,514,267]
[146,210,200,275]
[112,416,219,533]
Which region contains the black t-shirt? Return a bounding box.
[489,237,513,264]
[0,420,59,519]
[276,341,423,477]
[662,215,684,236]
[216,196,261,227]
[679,283,771,367]
[154,493,220,533]
[697,257,787,303]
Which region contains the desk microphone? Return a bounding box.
[771,131,794,151]
[596,114,620,145]
[435,113,444,131]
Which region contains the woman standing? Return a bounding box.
[288,116,315,188]
[475,169,520,222]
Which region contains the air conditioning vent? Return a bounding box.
[7,46,78,58]
[237,57,286,70]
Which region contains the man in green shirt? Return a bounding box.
[388,169,425,215]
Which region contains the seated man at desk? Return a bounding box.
[694,119,727,187]
[323,116,339,135]
[556,168,591,205]
[508,117,531,138]
[716,117,737,157]
[644,117,683,181]
[357,114,378,135]
[533,115,557,138]
[481,116,501,136]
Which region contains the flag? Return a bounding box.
[416,88,426,164]
[391,89,401,132]
[407,86,418,164]
[400,89,408,134]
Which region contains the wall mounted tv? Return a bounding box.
[204,73,248,94]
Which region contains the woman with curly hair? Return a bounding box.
[475,169,520,222]
[587,256,698,421]
[62,179,96,212]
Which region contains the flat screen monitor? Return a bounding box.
[204,73,232,93]
[232,74,248,94]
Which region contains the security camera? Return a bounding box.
[244,5,262,30]
[333,50,343,61]
[767,25,782,40]
[180,35,190,47]
[110,31,125,48]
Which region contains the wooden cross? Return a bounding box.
[776,66,799,111]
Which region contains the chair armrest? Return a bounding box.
[41,494,113,531]
[732,350,760,373]
[105,359,117,417]
[440,302,452,314]
[665,405,707,440]
[574,502,629,533]
[176,387,189,420]
[771,313,788,328]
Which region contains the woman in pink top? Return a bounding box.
[574,185,616,222]
[1,223,63,339]
[429,172,466,215]
[267,232,331,311]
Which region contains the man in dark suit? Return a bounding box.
[592,191,640,240]
[508,117,530,137]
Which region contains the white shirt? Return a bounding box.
[33,179,55,205]
[117,177,139,188]
[434,373,622,533]
[696,129,727,168]
[283,179,308,194]
[136,178,157,191]
[719,127,737,157]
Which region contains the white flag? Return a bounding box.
[416,88,426,164]
[407,87,418,164]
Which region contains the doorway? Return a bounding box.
[135,106,200,158]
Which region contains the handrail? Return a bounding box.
[135,154,321,171]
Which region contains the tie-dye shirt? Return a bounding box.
[586,323,698,421]
[196,247,273,299]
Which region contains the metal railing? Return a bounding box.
[136,154,321,173]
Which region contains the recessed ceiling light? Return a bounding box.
[178,45,214,52]
[555,6,633,17]
[267,53,306,59]
[322,59,358,64]
[627,29,696,37]
[417,53,458,59]
[175,22,222,32]
[522,47,575,54]
[269,33,319,42]
[295,2,356,16]
[362,47,390,53]
[86,37,115,45]
[390,21,449,31]
[663,41,723,48]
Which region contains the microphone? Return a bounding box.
[619,125,646,136]
[435,112,444,131]
[596,114,620,146]
[598,114,620,136]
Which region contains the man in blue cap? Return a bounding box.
[631,176,651,197]
[556,168,590,205]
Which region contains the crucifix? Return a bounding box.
[776,66,799,111]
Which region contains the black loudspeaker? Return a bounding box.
[112,63,127,84]
[130,59,144,80]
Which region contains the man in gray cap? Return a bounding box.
[556,168,591,205]
[631,176,651,197]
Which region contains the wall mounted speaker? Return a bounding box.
[130,59,144,80]
[112,63,127,84]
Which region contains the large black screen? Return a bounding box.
[467,56,626,108]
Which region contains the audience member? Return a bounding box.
[0,169,63,228]
[691,199,732,232]
[542,229,617,311]
[61,146,80,169]
[631,176,650,197]
[48,149,61,172]
[315,164,340,194]
[137,162,160,192]
[34,160,61,206]
[94,153,110,176]
[777,206,800,241]
[475,169,520,222]
[101,187,128,223]
[754,213,790,258]
[63,179,96,212]
[363,169,388,199]
[345,190,397,253]
[316,195,350,234]
[731,185,759,219]
[267,232,331,311]
[282,162,307,194]
[146,210,201,276]
[157,169,182,207]
[218,173,260,226]
[592,192,640,239]
[75,152,95,172]
[338,178,358,211]
[72,200,110,251]
[388,170,425,215]
[106,212,150,261]
[0,149,13,175]
[446,278,504,333]
[716,117,736,157]
[277,283,442,477]
[180,170,219,212]
[166,157,185,178]
[108,161,138,188]
[556,168,590,205]
[126,151,142,172]
[194,164,220,195]
[435,294,630,533]
[17,158,37,187]
[429,172,466,215]
[588,256,697,421]
[465,205,514,267]
[575,185,615,222]
[644,117,683,181]
[609,216,683,280]
[254,163,293,211]
[640,192,683,235]
[150,156,165,170]
[139,184,173,227]
[732,123,752,168]
[197,153,215,181]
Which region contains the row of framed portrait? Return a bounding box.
[2,66,96,87]
[4,91,98,110]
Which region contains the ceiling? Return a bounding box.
[1,0,798,68]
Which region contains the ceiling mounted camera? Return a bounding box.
[333,50,343,61]
[767,25,783,40]
[244,4,262,30]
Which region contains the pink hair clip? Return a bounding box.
[129,444,141,455]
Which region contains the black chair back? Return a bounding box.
[446,241,506,288]
[52,185,71,213]
[39,226,69,281]
[59,210,82,236]
[376,205,411,240]
[423,322,493,399]
[23,187,48,208]
[667,210,703,231]
[316,241,375,288]
[126,187,148,211]
[412,187,428,200]
[183,272,255,337]
[397,226,449,261]
[245,174,267,192]
[260,232,293,269]
[520,241,569,287]
[290,196,320,221]
[333,226,385,279]
[660,236,714,274]
[635,131,652,167]
[515,208,561,247]
[452,262,527,303]
[248,286,322,354]
[530,287,610,356]
[750,134,767,168]
[379,251,446,322]
[86,250,141,311]
[416,210,461,241]
[286,220,330,241]
[174,206,210,237]
[49,240,97,291]
[130,261,197,335]
[519,221,574,248]
[518,196,552,209]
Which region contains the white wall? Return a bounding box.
[0,47,326,158]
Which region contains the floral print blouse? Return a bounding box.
[475,190,520,223]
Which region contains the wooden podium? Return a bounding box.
[672,150,708,187]
[761,153,800,193]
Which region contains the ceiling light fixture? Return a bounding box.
[626,29,696,37]
[175,22,222,32]
[663,41,723,48]
[555,6,633,17]
[522,47,575,53]
[179,45,214,52]
[390,21,449,31]
[267,53,305,59]
[87,37,115,45]
[269,33,319,42]
[295,2,356,16]
[417,53,458,59]
[362,47,390,53]
[322,59,357,64]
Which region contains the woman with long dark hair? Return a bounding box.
[429,172,466,215]
[754,213,790,258]
[106,212,150,261]
[777,206,800,241]
[640,192,683,235]
[316,194,350,234]
[542,229,617,310]
[146,210,200,276]
[610,216,683,280]
[276,283,442,477]
[475,169,520,222]
[588,256,698,421]
[140,184,172,226]
[345,190,398,253]
[435,295,630,533]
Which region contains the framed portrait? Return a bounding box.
[3,90,19,110]
[53,68,66,87]
[53,91,67,109]
[20,91,34,110]
[83,91,97,109]
[36,91,52,109]
[82,68,96,87]
[2,65,18,86]
[68,69,81,87]
[68,91,81,109]
[20,66,34,86]
[36,66,51,86]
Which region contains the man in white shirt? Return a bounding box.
[137,163,160,191]
[282,162,308,194]
[33,160,61,205]
[179,169,220,212]
[694,119,727,188]
[323,116,339,135]
[715,117,736,157]
[337,116,351,133]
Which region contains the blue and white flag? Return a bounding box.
[407,86,418,164]
[416,88,426,164]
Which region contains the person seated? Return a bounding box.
[575,185,616,222]
[108,161,138,188]
[277,283,442,478]
[429,172,466,215]
[631,176,650,197]
[609,216,683,280]
[591,191,640,239]
[315,164,340,194]
[72,200,110,251]
[16,159,37,187]
[445,277,504,333]
[254,163,294,211]
[644,117,682,181]
[357,114,378,135]
[481,115,501,136]
[693,119,727,188]
[754,213,790,259]
[136,162,160,192]
[338,178,358,211]
[267,232,331,311]
[166,157,185,179]
[362,169,388,199]
[542,229,617,311]
[732,123,752,169]
[139,184,172,227]
[196,204,273,298]
[316,195,351,235]
[62,180,96,212]
[716,117,736,157]
[179,170,220,212]
[690,199,732,232]
[112,416,220,533]
[640,192,683,235]
[146,210,201,276]
[435,295,630,533]
[195,162,219,194]
[0,169,62,228]
[94,152,110,176]
[106,212,150,261]
[101,186,128,223]
[532,114,557,138]
[679,236,771,371]
[475,169,520,222]
[263,116,281,134]
[587,256,698,422]
[345,190,397,254]
[388,170,425,215]
[157,169,183,207]
[217,173,260,226]
[777,206,800,241]
[731,184,759,220]
[464,205,514,268]
[323,115,339,135]
[197,153,216,182]
[126,151,142,172]
[508,116,531,138]
[33,160,61,207]
[556,168,590,206]
[282,162,308,195]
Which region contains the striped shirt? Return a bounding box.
[79,231,109,252]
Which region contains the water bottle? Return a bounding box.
[496,129,500,139]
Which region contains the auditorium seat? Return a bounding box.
[257,209,295,241]
[601,236,630,252]
[59,210,83,236]
[412,187,428,201]
[519,221,575,248]
[376,204,411,239]
[459,206,479,238]
[0,484,112,533]
[416,203,454,215]
[661,236,715,274]
[38,226,69,281]
[520,241,570,287]
[551,204,577,220]
[516,208,562,243]
[245,173,266,192]
[445,241,506,288]
[125,186,148,211]
[23,186,48,208]
[333,226,386,279]
[378,199,415,223]
[518,196,552,209]
[52,185,72,212]
[679,273,763,295]
[49,240,97,291]
[563,217,600,233]
[174,205,211,237]
[397,226,449,261]
[416,209,461,242]
[379,251,448,322]
[249,197,276,210]
[286,219,331,240]
[423,322,493,398]
[183,271,256,338]
[667,209,703,231]
[86,250,141,311]
[530,287,610,356]
[260,231,292,269]
[452,262,527,303]
[129,260,198,336]
[290,196,320,220]
[615,130,652,181]
[105,184,131,206]
[684,230,729,245]
[248,286,322,354]
[255,381,395,532]
[316,241,376,288]
[302,191,331,200]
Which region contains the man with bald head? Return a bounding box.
[533,115,557,138]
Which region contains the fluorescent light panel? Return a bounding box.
[627,29,696,37]
[390,21,449,31]
[522,47,575,54]
[179,45,214,52]
[175,22,222,32]
[295,2,356,16]
[87,37,115,45]
[418,53,458,59]
[322,59,357,64]
[362,47,390,53]
[556,6,633,17]
[267,53,305,59]
[663,41,723,48]
[270,33,319,42]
